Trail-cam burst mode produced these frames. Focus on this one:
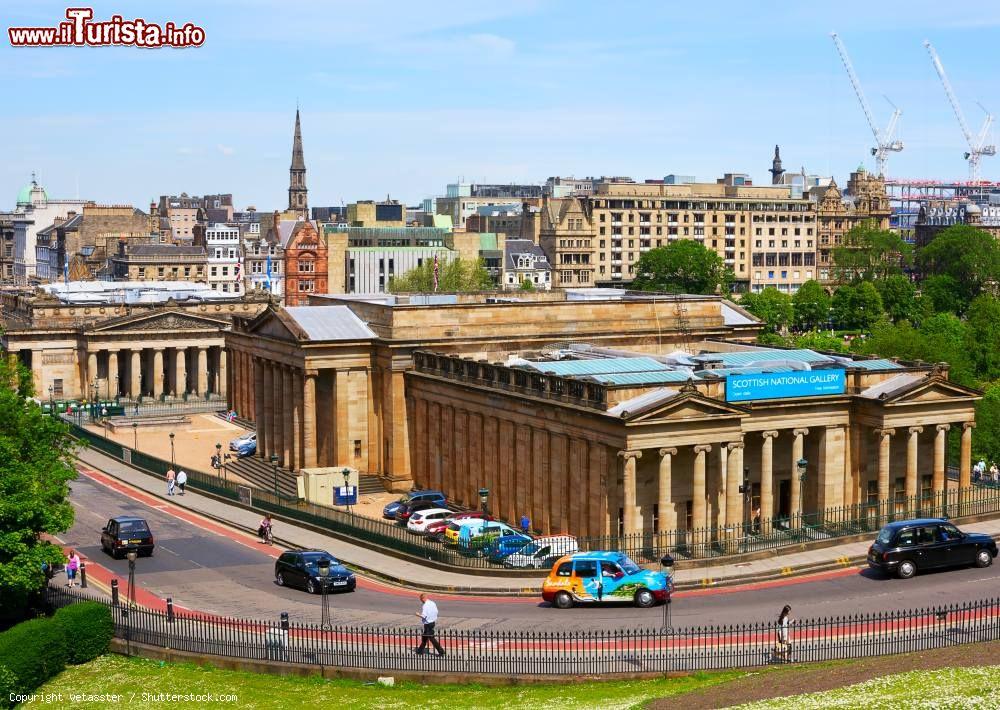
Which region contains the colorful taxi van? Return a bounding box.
[541,551,671,609]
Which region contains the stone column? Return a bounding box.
[717,444,728,530]
[130,350,141,398]
[933,424,950,495]
[303,371,317,469]
[336,370,351,466]
[271,363,283,466]
[657,448,677,535]
[197,347,208,396]
[725,441,743,529]
[174,347,187,396]
[106,351,118,397]
[218,348,228,397]
[282,366,294,470]
[906,426,923,502]
[87,351,98,392]
[255,358,268,458]
[152,349,164,398]
[692,445,712,546]
[618,450,642,535]
[876,428,895,504]
[791,428,809,520]
[292,368,303,474]
[760,431,778,528]
[960,423,975,501]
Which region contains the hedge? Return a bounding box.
[0,617,67,701]
[53,602,114,665]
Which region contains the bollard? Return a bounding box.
[111,578,119,606]
[280,611,289,631]
[166,597,175,623]
[80,561,88,589]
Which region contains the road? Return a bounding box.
[62,472,1000,632]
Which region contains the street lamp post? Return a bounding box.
[660,554,675,632]
[317,558,332,629]
[48,385,54,416]
[797,458,808,526]
[91,379,99,421]
[215,442,223,480]
[223,453,231,482]
[132,422,138,451]
[101,407,108,439]
[739,467,751,536]
[341,468,352,514]
[114,375,120,405]
[479,487,490,516]
[169,432,175,469]
[270,453,279,499]
[126,548,138,608]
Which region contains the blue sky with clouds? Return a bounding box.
[2,1,999,210]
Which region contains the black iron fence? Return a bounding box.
[70,423,1000,571]
[45,587,1000,675]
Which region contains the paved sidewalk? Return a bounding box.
[74,447,1000,593]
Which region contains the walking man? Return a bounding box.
[414,593,445,656]
[176,469,188,495]
[166,468,176,496]
[520,513,531,535]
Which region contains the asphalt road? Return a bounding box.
[63,474,1000,632]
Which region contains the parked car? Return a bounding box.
[394,499,444,524]
[486,532,533,563]
[101,516,155,559]
[230,432,257,457]
[382,490,445,520]
[504,535,579,569]
[867,518,997,579]
[542,551,670,609]
[444,517,490,544]
[407,508,453,534]
[274,550,356,594]
[457,521,519,556]
[424,512,493,542]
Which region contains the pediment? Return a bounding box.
[883,377,982,405]
[623,392,748,423]
[245,307,308,342]
[89,309,230,334]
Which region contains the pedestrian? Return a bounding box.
[520,513,531,535]
[992,463,999,485]
[752,507,761,535]
[774,604,792,662]
[166,468,176,496]
[258,514,273,544]
[176,469,188,495]
[413,593,445,657]
[134,402,140,416]
[66,550,80,588]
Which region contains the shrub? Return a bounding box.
[0,665,17,709]
[0,616,66,698]
[53,602,114,665]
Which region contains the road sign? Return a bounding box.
[335,485,358,506]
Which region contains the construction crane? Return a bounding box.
[830,32,903,177]
[924,40,996,182]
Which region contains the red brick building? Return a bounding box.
[283,220,327,305]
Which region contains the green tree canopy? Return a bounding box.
[740,287,793,334]
[791,280,831,330]
[831,282,884,330]
[973,384,1000,466]
[630,240,733,295]
[876,274,921,324]
[0,359,76,622]
[919,274,966,315]
[917,224,1000,303]
[965,294,1000,383]
[387,257,494,294]
[831,222,912,283]
[855,313,976,388]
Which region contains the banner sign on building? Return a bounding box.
[726,369,846,402]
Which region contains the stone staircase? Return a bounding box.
[225,455,388,498]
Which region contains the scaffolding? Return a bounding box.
[885,178,1000,235]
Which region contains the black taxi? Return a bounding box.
[868,518,996,579]
[101,516,155,559]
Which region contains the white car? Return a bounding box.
[407,508,454,534]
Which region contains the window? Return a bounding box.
[574,560,598,578]
[53,379,64,397]
[556,562,572,577]
[299,260,315,273]
[210,267,217,277]
[298,280,315,292]
[354,440,362,458]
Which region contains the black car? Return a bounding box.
[394,498,443,524]
[101,516,155,559]
[868,518,997,579]
[274,550,356,594]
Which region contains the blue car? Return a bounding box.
[382,490,446,519]
[486,533,533,563]
[230,432,256,457]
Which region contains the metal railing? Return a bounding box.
[69,423,1000,571]
[45,588,1000,675]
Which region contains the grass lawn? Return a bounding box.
[31,655,744,709]
[731,666,1000,709]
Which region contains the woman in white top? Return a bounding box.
[776,604,792,662]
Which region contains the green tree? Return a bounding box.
[792,280,831,330]
[518,278,535,292]
[876,274,921,324]
[919,274,966,315]
[740,288,793,334]
[974,384,1000,467]
[0,358,77,622]
[831,222,913,283]
[831,282,884,330]
[965,294,1000,382]
[917,224,1000,303]
[388,257,494,294]
[856,313,976,388]
[631,240,733,294]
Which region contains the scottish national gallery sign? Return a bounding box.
[725,369,846,402]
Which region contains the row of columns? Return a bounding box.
[84,345,226,399]
[251,356,317,472]
[875,422,974,502]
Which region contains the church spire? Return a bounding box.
[288,109,308,216]
[769,144,785,184]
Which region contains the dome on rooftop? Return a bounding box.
[16,178,47,207]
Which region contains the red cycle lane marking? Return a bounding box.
[76,463,867,605]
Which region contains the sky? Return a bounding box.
[2,1,1000,211]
